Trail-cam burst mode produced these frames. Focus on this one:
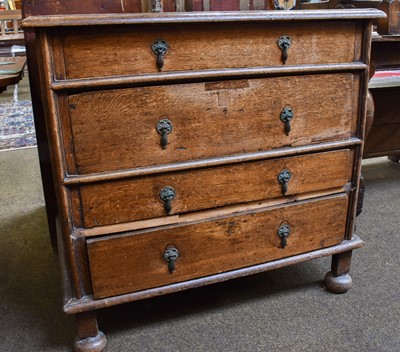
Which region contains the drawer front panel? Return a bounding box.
[59,21,358,79]
[87,194,348,299]
[80,149,350,228]
[69,73,356,174]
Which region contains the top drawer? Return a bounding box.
[55,20,360,80]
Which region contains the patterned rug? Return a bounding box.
[0,100,36,150]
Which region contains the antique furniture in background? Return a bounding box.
[23,9,384,351]
[0,9,24,56]
[363,0,400,161]
[0,10,23,42]
[376,0,400,35]
[0,56,25,93]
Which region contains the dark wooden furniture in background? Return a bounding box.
[376,0,400,35]
[23,9,383,352]
[360,0,400,162]
[363,34,400,161]
[0,56,25,93]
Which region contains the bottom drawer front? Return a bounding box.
[87,194,348,299]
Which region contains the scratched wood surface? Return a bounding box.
[56,21,358,79]
[22,4,379,351]
[87,194,348,298]
[79,149,350,227]
[67,73,356,174]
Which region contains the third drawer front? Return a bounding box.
[79,149,351,228]
[67,73,357,175]
[87,193,349,299]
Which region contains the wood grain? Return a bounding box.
[80,149,350,227]
[87,194,348,299]
[79,188,347,237]
[68,73,356,174]
[364,87,400,158]
[23,7,379,352]
[67,236,363,313]
[21,10,386,28]
[57,21,358,79]
[63,139,362,186]
[50,63,367,92]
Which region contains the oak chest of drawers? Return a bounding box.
[22,9,384,351]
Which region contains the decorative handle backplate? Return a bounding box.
[151,0,163,12]
[156,118,173,149]
[278,223,291,249]
[163,247,179,273]
[278,169,292,195]
[280,107,294,135]
[277,36,291,64]
[160,186,176,215]
[151,40,169,71]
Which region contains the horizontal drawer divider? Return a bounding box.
[63,138,362,186]
[75,188,350,238]
[51,63,367,92]
[63,235,364,314]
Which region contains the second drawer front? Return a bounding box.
[68,73,356,174]
[87,194,348,299]
[80,149,350,227]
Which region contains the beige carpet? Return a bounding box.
[0,148,399,351]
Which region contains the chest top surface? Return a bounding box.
[22,9,385,26]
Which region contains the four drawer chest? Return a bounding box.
[22,9,385,351]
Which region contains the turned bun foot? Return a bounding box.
[324,271,352,294]
[73,331,107,352]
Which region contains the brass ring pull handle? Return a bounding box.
[151,40,169,71]
[156,118,173,149]
[280,107,294,135]
[278,223,291,249]
[160,186,176,215]
[278,169,292,195]
[163,247,179,273]
[277,36,291,65]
